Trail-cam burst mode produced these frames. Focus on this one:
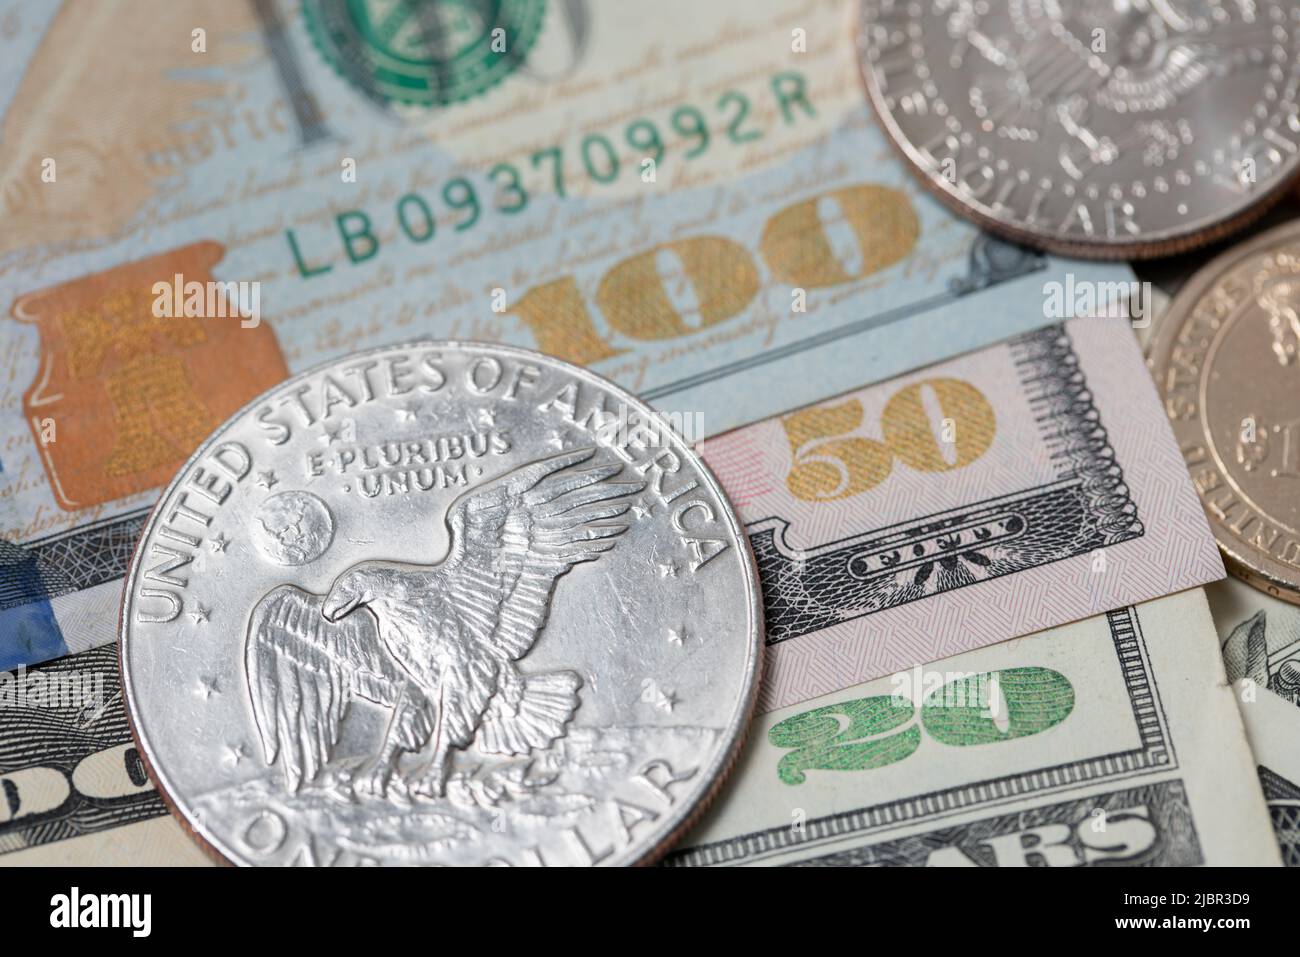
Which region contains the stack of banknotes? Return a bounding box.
[1,0,1297,867]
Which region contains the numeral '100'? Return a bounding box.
[507,183,918,365]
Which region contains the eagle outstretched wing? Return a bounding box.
[437,446,642,661]
[245,585,429,791]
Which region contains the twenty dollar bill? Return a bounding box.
[671,588,1280,866]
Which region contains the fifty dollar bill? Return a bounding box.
[700,316,1224,709]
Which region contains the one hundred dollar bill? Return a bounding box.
[700,316,1224,710]
[1211,576,1300,867]
[1214,576,1300,707]
[1232,677,1300,868]
[0,0,1132,669]
[670,588,1281,867]
[0,644,210,865]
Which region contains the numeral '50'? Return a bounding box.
[781,379,996,502]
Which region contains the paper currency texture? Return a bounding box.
[702,317,1224,710]
[672,589,1280,867]
[0,0,1132,672]
[1233,678,1300,867]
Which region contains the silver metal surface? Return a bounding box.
[858,0,1300,259]
[120,341,762,866]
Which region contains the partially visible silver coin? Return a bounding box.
[858,0,1300,259]
[120,341,762,866]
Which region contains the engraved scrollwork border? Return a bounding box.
[752,323,1144,646]
[664,605,1177,867]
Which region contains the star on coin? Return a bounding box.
[666,625,688,646]
[188,604,211,625]
[589,410,618,442]
[546,429,569,450]
[256,469,279,489]
[209,533,230,553]
[632,499,654,520]
[118,340,763,868]
[658,560,679,579]
[319,422,345,445]
[477,406,497,427]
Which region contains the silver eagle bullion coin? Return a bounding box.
[120,341,763,866]
[857,0,1300,259]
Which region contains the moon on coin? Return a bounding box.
[252,491,335,566]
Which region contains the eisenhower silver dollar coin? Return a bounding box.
[120,341,763,866]
[857,0,1300,259]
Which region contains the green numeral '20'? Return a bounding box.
[769,668,1075,785]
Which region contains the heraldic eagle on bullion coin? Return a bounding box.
[243,447,642,801]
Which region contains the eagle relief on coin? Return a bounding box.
[119,342,762,866]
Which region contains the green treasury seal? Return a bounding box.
[303,0,546,108]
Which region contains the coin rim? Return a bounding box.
[854,0,1300,262]
[1147,219,1300,606]
[118,338,766,866]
